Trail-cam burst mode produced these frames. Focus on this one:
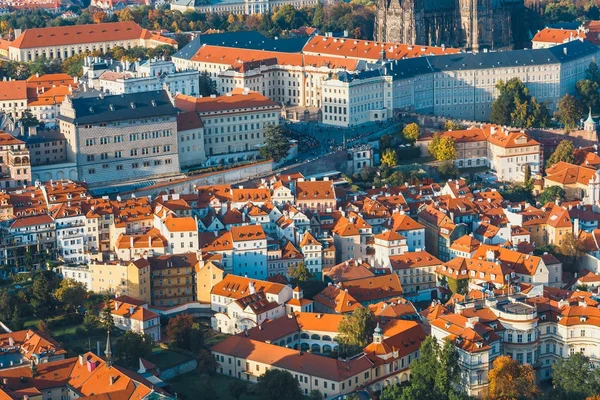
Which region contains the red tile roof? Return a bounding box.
[303,35,459,61]
[211,336,372,381]
[532,28,584,44]
[177,111,204,131]
[11,21,145,49]
[175,88,279,113]
[0,81,27,101]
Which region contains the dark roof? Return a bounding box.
[59,90,177,125]
[24,131,66,144]
[149,252,198,271]
[380,39,599,81]
[173,31,309,61]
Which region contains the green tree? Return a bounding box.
[400,336,467,400]
[259,125,290,163]
[61,53,87,77]
[99,295,115,332]
[83,312,98,332]
[312,2,324,27]
[381,384,404,400]
[10,306,23,331]
[307,389,323,400]
[381,148,398,167]
[552,353,600,400]
[402,123,420,143]
[228,380,248,400]
[19,109,40,129]
[555,94,584,131]
[196,349,218,374]
[538,186,567,205]
[31,273,53,320]
[523,164,531,186]
[546,140,575,168]
[256,369,303,400]
[491,78,550,128]
[287,261,312,285]
[438,160,458,179]
[115,331,153,369]
[337,307,376,348]
[587,61,600,84]
[544,1,577,23]
[0,289,12,322]
[166,314,204,352]
[198,71,218,96]
[576,79,600,113]
[54,278,87,312]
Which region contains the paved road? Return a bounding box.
[286,118,402,162]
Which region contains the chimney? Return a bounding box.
[114,301,119,310]
[78,355,84,365]
[110,375,116,385]
[129,305,135,315]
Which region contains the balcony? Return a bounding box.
[59,231,84,240]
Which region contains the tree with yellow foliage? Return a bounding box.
[381,148,398,167]
[487,355,539,400]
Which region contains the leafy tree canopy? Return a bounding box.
[259,125,290,163]
[555,94,584,131]
[402,123,420,143]
[488,355,539,400]
[490,78,550,128]
[546,140,575,168]
[538,185,566,205]
[337,307,376,348]
[256,369,303,400]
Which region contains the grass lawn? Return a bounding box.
[205,331,230,347]
[147,349,193,370]
[169,372,258,400]
[21,315,121,357]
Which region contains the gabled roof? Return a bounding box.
[389,251,442,270]
[176,110,203,131]
[545,161,598,186]
[532,27,584,44]
[211,274,287,299]
[211,336,372,382]
[323,259,375,283]
[450,234,481,253]
[11,21,146,49]
[296,180,336,201]
[230,225,266,242]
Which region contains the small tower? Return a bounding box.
[105,330,113,368]
[373,323,383,344]
[585,108,596,132]
[292,286,303,300]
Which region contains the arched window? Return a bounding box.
[311,344,321,353]
[300,333,309,339]
[322,335,332,341]
[311,334,321,340]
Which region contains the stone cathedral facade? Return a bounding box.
[374,0,524,51]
